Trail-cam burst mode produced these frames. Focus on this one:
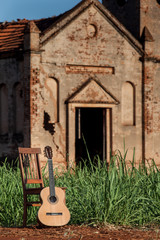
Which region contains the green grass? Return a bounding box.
[1,150,160,227]
[0,159,40,227]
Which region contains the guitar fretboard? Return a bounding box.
[48,158,55,198]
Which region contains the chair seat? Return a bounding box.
[26,179,43,184]
[26,201,42,207]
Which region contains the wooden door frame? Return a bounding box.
[67,103,113,168]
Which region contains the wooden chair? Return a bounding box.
[18,147,44,227]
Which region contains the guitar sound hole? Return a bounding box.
[49,196,57,203]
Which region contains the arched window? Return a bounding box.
[43,78,59,135]
[44,78,59,123]
[121,82,135,126]
[0,84,8,135]
[13,82,24,134]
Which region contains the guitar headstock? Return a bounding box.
[44,146,53,159]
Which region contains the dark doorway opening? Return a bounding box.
[75,108,106,166]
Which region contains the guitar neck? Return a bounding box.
[48,158,55,198]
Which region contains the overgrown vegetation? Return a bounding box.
[1,150,160,227]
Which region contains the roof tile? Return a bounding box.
[0,20,28,53]
[0,16,58,53]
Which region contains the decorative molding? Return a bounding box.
[65,78,119,104]
[65,64,114,74]
[87,24,97,38]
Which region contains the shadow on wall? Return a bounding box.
[43,111,55,135]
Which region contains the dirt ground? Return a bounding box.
[0,224,160,240]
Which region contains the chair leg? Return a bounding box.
[23,197,27,227]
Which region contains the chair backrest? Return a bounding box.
[18,147,44,189]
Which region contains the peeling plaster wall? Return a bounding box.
[36,5,143,167]
[140,0,160,56]
[140,1,160,164]
[102,0,160,165]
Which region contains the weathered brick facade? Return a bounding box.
[0,0,160,167]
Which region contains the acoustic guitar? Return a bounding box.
[38,146,70,226]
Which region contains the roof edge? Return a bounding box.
[40,0,144,55]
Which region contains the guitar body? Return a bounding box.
[38,186,70,226]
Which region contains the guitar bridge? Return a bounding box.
[46,212,63,216]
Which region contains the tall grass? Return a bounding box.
[0,160,40,227]
[1,151,160,227]
[56,153,160,226]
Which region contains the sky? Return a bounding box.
[0,0,102,22]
